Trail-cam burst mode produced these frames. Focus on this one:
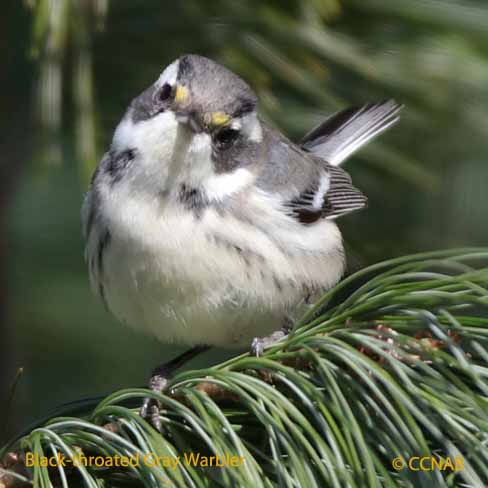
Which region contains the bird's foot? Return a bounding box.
[139,366,172,432]
[139,345,210,431]
[251,323,292,357]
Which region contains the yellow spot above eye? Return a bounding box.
[175,85,188,104]
[210,111,230,127]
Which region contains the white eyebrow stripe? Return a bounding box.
[241,112,262,142]
[156,60,179,88]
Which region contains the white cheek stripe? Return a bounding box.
[203,168,255,201]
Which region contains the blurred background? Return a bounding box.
[1,0,488,441]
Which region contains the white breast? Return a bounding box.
[92,181,344,347]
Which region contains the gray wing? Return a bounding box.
[286,162,367,223]
[256,124,367,224]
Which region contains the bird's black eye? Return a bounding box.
[158,83,172,102]
[214,128,239,147]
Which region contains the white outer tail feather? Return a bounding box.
[301,100,403,167]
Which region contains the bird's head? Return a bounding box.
[108,55,264,202]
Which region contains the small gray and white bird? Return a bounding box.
[82,54,401,426]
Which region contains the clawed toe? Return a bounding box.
[251,337,265,357]
[139,397,163,432]
[139,373,168,431]
[139,395,151,419]
[139,345,210,431]
[250,325,292,357]
[149,400,162,432]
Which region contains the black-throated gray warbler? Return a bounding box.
[82,54,401,429]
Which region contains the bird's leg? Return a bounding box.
[140,344,210,431]
[251,320,293,357]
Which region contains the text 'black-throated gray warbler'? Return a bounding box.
[82,54,402,429]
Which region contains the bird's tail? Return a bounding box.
[300,100,403,166]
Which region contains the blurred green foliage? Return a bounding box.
[2,0,488,441]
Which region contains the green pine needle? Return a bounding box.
[1,249,488,487]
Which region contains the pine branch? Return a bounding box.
[1,249,488,487]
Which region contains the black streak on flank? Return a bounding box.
[85,204,97,240]
[97,230,111,306]
[209,233,266,266]
[103,149,136,183]
[273,276,283,292]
